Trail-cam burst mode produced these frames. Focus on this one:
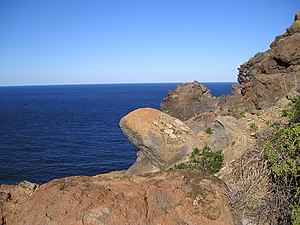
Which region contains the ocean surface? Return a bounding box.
[0,82,235,185]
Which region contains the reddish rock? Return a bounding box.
[160,81,220,121]
[0,181,38,224]
[1,170,235,225]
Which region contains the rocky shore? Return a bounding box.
[1,12,299,225]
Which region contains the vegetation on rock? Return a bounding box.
[174,146,224,174]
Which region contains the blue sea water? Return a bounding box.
[0,82,235,185]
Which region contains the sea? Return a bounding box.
[0,82,235,185]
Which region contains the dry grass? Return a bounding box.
[222,132,294,225]
[222,147,272,224]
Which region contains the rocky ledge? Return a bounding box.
[0,170,234,225]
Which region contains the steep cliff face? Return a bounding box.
[238,12,300,84]
[237,13,300,110]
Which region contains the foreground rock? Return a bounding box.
[0,170,235,225]
[120,108,200,175]
[0,181,38,224]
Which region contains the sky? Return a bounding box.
[0,0,299,85]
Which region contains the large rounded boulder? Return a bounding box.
[120,108,199,174]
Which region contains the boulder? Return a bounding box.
[160,81,220,121]
[119,108,199,174]
[1,170,235,225]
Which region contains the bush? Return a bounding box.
[292,96,300,123]
[263,96,300,224]
[282,96,300,122]
[205,127,212,134]
[174,146,224,174]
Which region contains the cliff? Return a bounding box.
[1,12,300,225]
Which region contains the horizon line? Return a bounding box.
[0,81,238,87]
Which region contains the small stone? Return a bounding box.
[164,129,173,135]
[166,123,173,129]
[250,132,256,138]
[169,134,176,139]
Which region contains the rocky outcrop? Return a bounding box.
[160,81,220,121]
[119,108,200,175]
[161,13,299,117]
[238,14,300,83]
[237,13,300,110]
[1,170,235,225]
[120,13,300,178]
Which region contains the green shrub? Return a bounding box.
[174,146,224,174]
[264,124,300,180]
[282,108,290,117]
[205,127,212,134]
[282,95,300,122]
[264,123,300,224]
[266,120,281,129]
[292,95,300,123]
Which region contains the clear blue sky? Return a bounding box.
[0,0,298,85]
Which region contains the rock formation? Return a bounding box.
[154,12,300,169]
[0,170,235,225]
[160,81,220,121]
[161,14,300,117]
[237,13,300,110]
[119,108,200,175]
